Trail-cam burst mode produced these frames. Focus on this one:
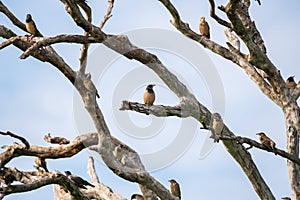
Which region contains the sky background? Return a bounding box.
[1,0,300,199]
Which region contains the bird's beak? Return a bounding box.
[256,133,260,135]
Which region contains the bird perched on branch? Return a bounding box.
[25,14,41,37]
[256,132,276,153]
[143,84,155,106]
[65,171,95,189]
[210,113,224,143]
[199,16,210,39]
[83,73,100,98]
[168,179,181,199]
[286,76,297,90]
[34,157,48,172]
[131,194,144,200]
[44,133,70,145]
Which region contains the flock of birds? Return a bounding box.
[21,11,297,200]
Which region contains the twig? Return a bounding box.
[0,36,22,50]
[0,131,30,150]
[218,135,300,165]
[208,0,232,28]
[77,0,92,74]
[99,0,115,29]
[87,157,100,184]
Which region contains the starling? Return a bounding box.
[256,132,276,153]
[83,73,100,98]
[286,76,297,90]
[168,179,181,199]
[199,16,210,39]
[65,171,94,189]
[25,14,41,37]
[44,133,70,145]
[210,113,224,142]
[34,157,49,172]
[131,194,144,200]
[143,84,155,106]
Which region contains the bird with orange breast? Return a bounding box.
[199,16,210,39]
[25,14,42,37]
[168,179,181,199]
[256,132,276,154]
[143,84,155,106]
[286,76,297,90]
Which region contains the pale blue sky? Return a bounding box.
[1,0,300,199]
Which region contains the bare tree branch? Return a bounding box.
[87,157,100,184]
[0,133,98,168]
[0,168,88,200]
[99,0,114,29]
[19,34,103,59]
[208,0,232,28]
[0,131,30,150]
[119,101,182,117]
[218,135,300,165]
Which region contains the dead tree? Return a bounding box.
[0,0,299,199]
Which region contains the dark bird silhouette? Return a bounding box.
[281,197,291,200]
[168,179,181,199]
[256,132,276,154]
[44,133,70,145]
[34,157,48,172]
[199,16,210,39]
[25,14,41,37]
[210,113,224,143]
[65,171,94,189]
[131,194,144,200]
[143,84,155,106]
[286,76,297,90]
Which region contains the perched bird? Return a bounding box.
[143,84,155,106]
[34,157,48,172]
[168,179,181,199]
[199,16,210,39]
[65,171,95,189]
[286,76,297,90]
[83,73,100,98]
[210,113,224,143]
[131,194,144,200]
[256,132,276,153]
[113,144,125,165]
[44,133,70,145]
[25,14,41,37]
[281,197,291,200]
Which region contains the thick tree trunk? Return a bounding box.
[283,103,300,199]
